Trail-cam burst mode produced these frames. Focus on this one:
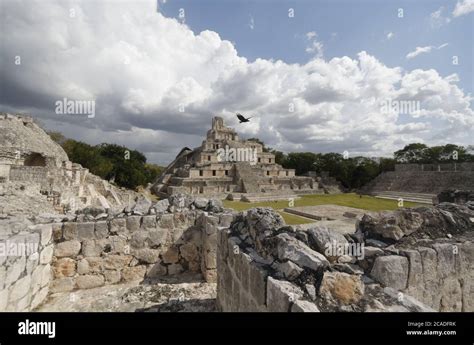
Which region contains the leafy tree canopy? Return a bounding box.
[48,132,164,190]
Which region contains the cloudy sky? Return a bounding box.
[0,0,473,164]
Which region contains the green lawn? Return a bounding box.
[223,193,421,225]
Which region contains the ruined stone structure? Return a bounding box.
[362,163,474,204]
[216,201,474,312]
[0,194,232,311]
[152,117,330,201]
[0,113,138,213]
[1,112,472,313]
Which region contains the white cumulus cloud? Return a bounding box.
[0,0,472,164]
[453,0,474,17]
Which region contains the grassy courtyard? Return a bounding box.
[223,193,421,225]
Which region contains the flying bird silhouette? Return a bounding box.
[236,113,252,123]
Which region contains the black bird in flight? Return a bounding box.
[236,113,252,123]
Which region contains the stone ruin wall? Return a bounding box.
[363,170,474,194]
[2,191,473,312]
[47,196,234,293]
[0,223,54,311]
[0,195,234,311]
[395,163,474,172]
[217,205,474,312]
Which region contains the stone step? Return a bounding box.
[374,195,433,204]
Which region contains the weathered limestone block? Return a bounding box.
[85,257,103,273]
[133,196,152,215]
[77,258,90,275]
[54,240,81,258]
[40,244,54,264]
[291,300,320,312]
[359,210,424,241]
[307,226,348,259]
[121,266,146,282]
[171,226,186,244]
[5,256,26,286]
[439,279,463,311]
[204,215,219,235]
[418,246,440,309]
[319,271,364,305]
[52,223,63,242]
[153,199,169,213]
[104,270,121,284]
[173,212,189,228]
[0,289,9,311]
[277,233,329,271]
[94,221,109,239]
[203,234,217,269]
[26,253,39,277]
[130,231,149,249]
[432,243,456,280]
[148,227,167,247]
[219,213,235,228]
[459,242,474,276]
[159,214,174,228]
[103,254,132,270]
[110,218,127,235]
[8,275,31,301]
[193,198,208,210]
[266,277,304,312]
[126,216,141,233]
[234,252,251,291]
[50,277,75,293]
[162,246,179,264]
[81,240,103,257]
[364,246,384,258]
[0,267,5,290]
[133,248,160,264]
[76,274,105,289]
[30,286,48,310]
[180,242,200,271]
[77,222,95,240]
[275,260,303,280]
[370,255,409,291]
[105,236,128,254]
[53,258,76,278]
[63,222,78,240]
[38,224,52,246]
[248,262,269,306]
[141,215,156,230]
[18,293,33,312]
[400,249,423,300]
[206,199,223,213]
[41,264,51,287]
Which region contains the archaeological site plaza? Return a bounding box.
[0,112,473,316]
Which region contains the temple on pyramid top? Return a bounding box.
[152,116,339,202]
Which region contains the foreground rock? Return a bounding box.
[217,200,473,312]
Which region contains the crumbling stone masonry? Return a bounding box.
[217,203,474,312]
[47,195,234,294]
[0,223,53,311]
[0,194,234,310]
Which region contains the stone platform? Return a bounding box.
[284,205,371,234]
